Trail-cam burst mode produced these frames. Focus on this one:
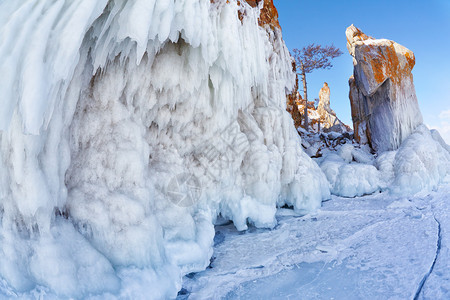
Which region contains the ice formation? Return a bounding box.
[317,144,383,198]
[0,0,331,298]
[390,125,450,195]
[315,125,450,198]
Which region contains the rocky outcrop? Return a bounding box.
[317,82,341,131]
[318,82,331,113]
[312,82,349,133]
[286,61,302,129]
[346,25,423,152]
[295,95,350,134]
[244,0,280,29]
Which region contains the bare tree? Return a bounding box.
[292,44,342,130]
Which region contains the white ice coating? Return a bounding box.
[0,0,330,298]
[390,125,450,195]
[317,125,450,198]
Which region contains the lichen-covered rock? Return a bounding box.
[286,64,302,129]
[346,25,423,152]
[243,0,280,29]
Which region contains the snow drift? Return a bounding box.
[0,0,330,298]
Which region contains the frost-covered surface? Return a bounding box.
[390,125,450,195]
[311,125,450,198]
[0,0,331,298]
[182,177,450,299]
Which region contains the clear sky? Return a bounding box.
[276,0,450,143]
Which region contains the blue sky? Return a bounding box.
[276,0,450,142]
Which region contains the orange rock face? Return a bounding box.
[240,0,280,29]
[256,0,280,29]
[346,25,423,152]
[360,41,415,88]
[346,25,371,46]
[347,25,416,96]
[286,60,302,128]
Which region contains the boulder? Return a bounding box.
[346,25,423,152]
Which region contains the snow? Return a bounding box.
[333,163,383,197]
[391,125,450,195]
[0,0,330,298]
[351,145,374,164]
[315,125,450,198]
[338,143,354,163]
[319,152,383,198]
[182,177,450,299]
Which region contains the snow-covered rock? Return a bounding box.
[332,163,383,198]
[0,0,330,298]
[338,143,355,163]
[390,125,450,195]
[319,147,382,198]
[347,25,423,152]
[317,124,450,198]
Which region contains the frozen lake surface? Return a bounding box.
[180,177,450,299]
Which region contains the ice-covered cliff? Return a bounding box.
[0,0,330,298]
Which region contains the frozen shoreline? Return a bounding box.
[181,177,450,299]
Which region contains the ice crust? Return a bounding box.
[0,0,330,297]
[390,125,450,195]
[319,151,383,198]
[318,125,450,198]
